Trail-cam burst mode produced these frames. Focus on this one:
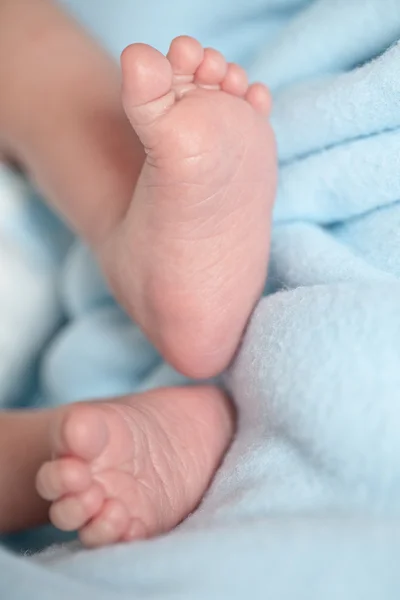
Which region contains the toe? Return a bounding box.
[168,36,204,80]
[195,47,228,87]
[36,457,91,501]
[121,43,173,106]
[121,43,175,141]
[122,518,148,542]
[52,405,109,462]
[221,63,249,97]
[245,83,272,115]
[79,499,131,548]
[49,483,105,531]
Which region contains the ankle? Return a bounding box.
[0,411,52,532]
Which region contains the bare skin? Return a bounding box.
[0,411,53,533]
[0,1,276,547]
[102,36,276,378]
[0,1,276,378]
[33,37,274,546]
[0,387,233,545]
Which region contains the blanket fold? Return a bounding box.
[1,1,400,598]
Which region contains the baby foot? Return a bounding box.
[102,36,277,379]
[36,386,232,547]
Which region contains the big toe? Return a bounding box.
[121,43,174,143]
[51,405,109,461]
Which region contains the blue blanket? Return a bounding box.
[2,0,400,597]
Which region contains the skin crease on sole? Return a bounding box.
[33,35,276,548]
[36,386,234,547]
[100,35,277,380]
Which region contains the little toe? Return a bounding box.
[52,405,109,462]
[79,499,131,548]
[195,47,228,87]
[221,63,249,97]
[245,83,272,115]
[50,483,105,532]
[168,36,204,80]
[36,457,91,501]
[122,518,148,542]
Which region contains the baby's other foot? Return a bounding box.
[102,36,277,378]
[36,386,232,547]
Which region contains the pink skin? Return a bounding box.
[101,35,277,379]
[33,36,275,548]
[36,386,233,548]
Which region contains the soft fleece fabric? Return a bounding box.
[1,0,400,598]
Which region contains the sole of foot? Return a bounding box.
[102,35,277,379]
[36,386,233,547]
